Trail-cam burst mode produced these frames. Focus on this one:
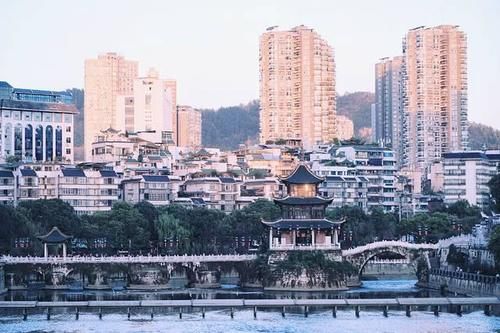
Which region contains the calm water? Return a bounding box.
[1,280,499,333]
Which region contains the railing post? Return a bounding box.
[355,305,360,318]
[405,305,411,317]
[282,306,285,318]
[23,307,27,321]
[433,305,439,317]
[47,307,51,321]
[230,307,234,319]
[150,308,154,320]
[179,307,182,319]
[383,305,388,317]
[75,307,79,320]
[332,306,337,318]
[253,306,257,319]
[127,307,131,320]
[456,304,462,317]
[202,307,205,318]
[484,305,492,316]
[99,307,102,320]
[304,306,308,318]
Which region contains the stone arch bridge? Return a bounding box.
[342,240,438,280]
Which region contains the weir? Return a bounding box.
[0,297,498,320]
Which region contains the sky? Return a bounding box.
[1,0,499,129]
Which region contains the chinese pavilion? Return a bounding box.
[37,227,72,258]
[262,163,344,251]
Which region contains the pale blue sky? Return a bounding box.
[1,0,499,128]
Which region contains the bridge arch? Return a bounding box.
[342,241,436,280]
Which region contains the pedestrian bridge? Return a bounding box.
[0,254,258,265]
[342,240,438,277]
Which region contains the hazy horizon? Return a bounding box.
[1,0,499,129]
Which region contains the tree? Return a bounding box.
[135,201,159,242]
[488,174,500,212]
[327,206,374,246]
[0,205,37,254]
[447,244,468,270]
[156,212,191,253]
[488,226,500,269]
[369,207,397,240]
[103,202,150,251]
[18,199,80,235]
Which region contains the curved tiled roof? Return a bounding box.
[37,227,72,243]
[261,218,344,229]
[274,196,332,206]
[280,164,323,185]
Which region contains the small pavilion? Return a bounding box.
[37,227,72,258]
[262,164,344,250]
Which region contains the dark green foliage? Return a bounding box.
[468,122,500,150]
[488,226,500,268]
[447,244,469,270]
[135,201,159,242]
[327,206,397,246]
[201,100,259,150]
[18,199,79,234]
[488,174,500,212]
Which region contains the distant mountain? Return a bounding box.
[468,122,500,150]
[201,100,259,150]
[336,91,374,135]
[70,89,499,153]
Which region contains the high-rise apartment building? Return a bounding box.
[401,25,468,171]
[116,68,174,144]
[374,56,404,163]
[164,80,177,144]
[84,52,138,160]
[259,25,336,149]
[176,105,201,148]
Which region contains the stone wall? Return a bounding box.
[424,269,500,297]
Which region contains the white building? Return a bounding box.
[116,68,175,144]
[443,151,497,209]
[122,175,173,206]
[0,100,77,163]
[311,145,398,212]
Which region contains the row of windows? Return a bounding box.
[3,124,68,161]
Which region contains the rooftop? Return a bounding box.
[281,164,323,185]
[261,218,344,229]
[0,99,78,114]
[37,227,72,243]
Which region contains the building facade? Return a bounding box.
[402,25,468,171]
[84,52,138,160]
[442,151,497,209]
[176,105,201,148]
[259,25,336,149]
[374,56,403,162]
[116,68,174,144]
[0,99,77,163]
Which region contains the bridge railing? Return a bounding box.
[430,269,500,284]
[342,240,437,257]
[0,254,258,264]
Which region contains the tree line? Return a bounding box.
[0,197,486,257]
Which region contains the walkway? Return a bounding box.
[0,254,257,265]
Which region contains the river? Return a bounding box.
[0,280,499,333]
